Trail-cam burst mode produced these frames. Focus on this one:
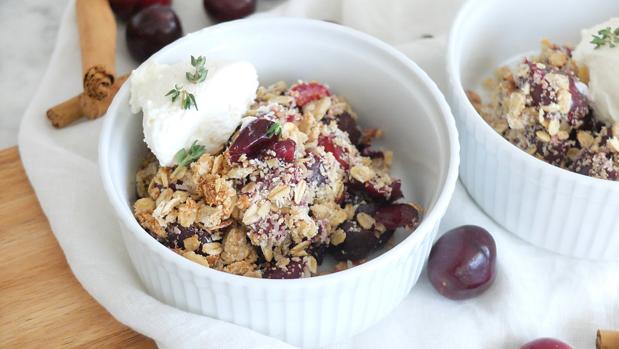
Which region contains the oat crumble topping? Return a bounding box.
[469,40,619,180]
[133,81,423,278]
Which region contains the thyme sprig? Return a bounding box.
[591,27,619,49]
[175,140,206,167]
[266,122,282,138]
[165,84,198,110]
[186,55,208,83]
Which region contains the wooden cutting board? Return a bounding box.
[0,147,156,348]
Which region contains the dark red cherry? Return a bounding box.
[520,338,572,349]
[163,223,215,254]
[109,0,139,20]
[428,225,496,300]
[229,119,278,162]
[360,148,385,159]
[523,61,589,124]
[136,0,171,10]
[329,221,377,261]
[336,112,362,145]
[203,0,256,23]
[270,139,296,162]
[375,203,419,230]
[318,136,348,168]
[359,179,403,202]
[262,260,304,279]
[126,5,182,62]
[289,82,331,107]
[110,0,172,20]
[375,229,395,248]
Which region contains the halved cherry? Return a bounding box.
[262,260,304,279]
[318,136,348,168]
[375,203,419,230]
[289,82,331,107]
[269,139,296,162]
[336,112,362,145]
[228,119,277,162]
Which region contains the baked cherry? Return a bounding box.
[520,338,572,349]
[428,225,496,300]
[126,5,182,62]
[203,0,256,23]
[522,61,589,124]
[357,179,403,202]
[229,119,278,162]
[336,112,362,145]
[270,139,296,162]
[289,82,331,107]
[375,203,419,230]
[329,220,377,261]
[318,136,348,168]
[163,223,214,253]
[361,148,385,159]
[262,260,304,279]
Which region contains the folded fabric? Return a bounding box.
[18,0,619,348]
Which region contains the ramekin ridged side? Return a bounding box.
[447,0,619,261]
[120,222,438,347]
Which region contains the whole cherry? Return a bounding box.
[520,338,572,349]
[203,0,256,23]
[427,225,496,300]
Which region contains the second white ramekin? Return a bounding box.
[100,18,459,347]
[447,0,619,260]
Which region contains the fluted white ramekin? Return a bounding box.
[447,0,619,260]
[100,18,459,347]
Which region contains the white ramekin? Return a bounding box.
[100,18,459,347]
[447,0,619,261]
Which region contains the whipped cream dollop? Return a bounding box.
[130,59,258,166]
[573,18,619,124]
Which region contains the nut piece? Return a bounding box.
[202,242,223,256]
[547,119,560,136]
[221,226,251,263]
[577,131,594,149]
[608,137,619,153]
[183,235,200,252]
[290,240,310,257]
[536,130,551,143]
[133,197,155,214]
[356,212,375,230]
[331,228,346,246]
[350,164,375,183]
[306,255,318,274]
[183,251,210,267]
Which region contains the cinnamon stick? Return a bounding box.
[76,0,116,106]
[46,95,83,129]
[81,74,129,119]
[597,330,619,349]
[47,74,129,129]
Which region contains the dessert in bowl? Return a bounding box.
[100,18,459,346]
[448,0,619,260]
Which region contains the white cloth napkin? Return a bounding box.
[18,0,619,348]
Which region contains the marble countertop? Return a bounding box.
[0,0,283,150]
[0,0,68,149]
